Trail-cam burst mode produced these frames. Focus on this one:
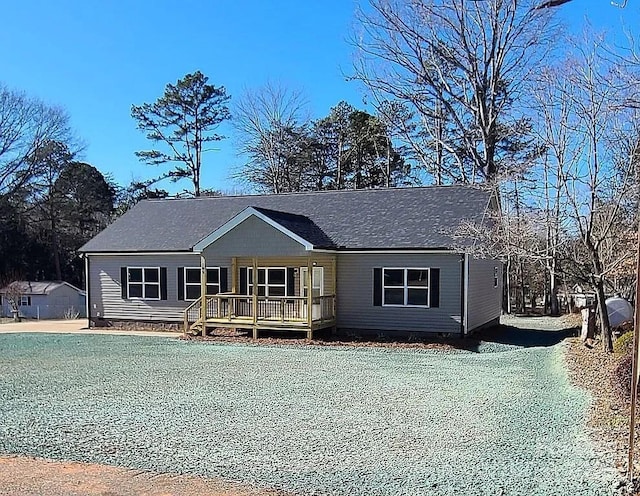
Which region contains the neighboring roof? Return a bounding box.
[0,281,84,295]
[80,185,494,253]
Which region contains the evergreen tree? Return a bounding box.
[131,71,231,196]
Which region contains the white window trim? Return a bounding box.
[183,267,221,301]
[247,267,288,297]
[300,266,324,297]
[127,266,161,301]
[19,296,31,306]
[382,267,430,308]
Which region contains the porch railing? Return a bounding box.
[184,293,335,332]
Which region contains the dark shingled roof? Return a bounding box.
[251,207,336,248]
[80,185,494,253]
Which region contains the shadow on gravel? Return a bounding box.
[472,325,578,350]
[186,318,580,353]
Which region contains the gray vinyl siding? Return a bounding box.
[88,254,228,322]
[466,256,502,332]
[336,253,463,334]
[202,216,308,258]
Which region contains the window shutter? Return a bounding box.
[120,267,128,299]
[287,268,295,297]
[430,268,440,308]
[160,268,168,300]
[373,268,382,306]
[177,267,184,300]
[239,267,248,295]
[220,268,228,292]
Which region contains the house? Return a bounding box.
[79,185,502,338]
[0,281,86,319]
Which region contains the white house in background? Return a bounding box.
[0,281,86,319]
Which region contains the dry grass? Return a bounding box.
[564,338,633,478]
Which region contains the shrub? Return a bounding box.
[614,331,635,356]
[63,306,80,320]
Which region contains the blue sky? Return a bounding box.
[1,0,638,194]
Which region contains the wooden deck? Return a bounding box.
[184,293,336,339]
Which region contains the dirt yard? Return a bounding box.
[564,336,633,476]
[0,455,285,496]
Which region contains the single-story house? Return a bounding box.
[79,185,502,338]
[0,281,86,319]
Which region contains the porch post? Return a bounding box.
[306,256,313,340]
[231,257,237,293]
[252,257,258,340]
[332,255,337,321]
[200,254,207,337]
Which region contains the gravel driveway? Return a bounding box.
[0,332,616,495]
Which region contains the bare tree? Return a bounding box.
[24,140,74,280]
[454,180,550,314]
[528,65,580,316]
[352,0,558,183]
[0,84,73,198]
[2,280,27,322]
[555,35,639,352]
[232,83,311,193]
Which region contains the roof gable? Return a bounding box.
[193,207,320,252]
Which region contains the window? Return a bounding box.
[494,266,499,288]
[19,296,32,306]
[383,268,429,307]
[184,267,220,300]
[248,267,287,297]
[127,267,160,300]
[301,266,324,297]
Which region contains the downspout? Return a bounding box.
[84,254,91,326]
[201,254,207,337]
[461,253,469,336]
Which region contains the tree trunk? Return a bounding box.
[518,261,526,314]
[503,256,512,314]
[594,278,612,352]
[549,268,560,316]
[50,207,62,281]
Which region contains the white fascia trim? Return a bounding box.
[192,207,314,252]
[60,281,85,293]
[85,252,196,256]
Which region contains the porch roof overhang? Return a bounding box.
[192,206,332,253]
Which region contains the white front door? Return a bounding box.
[300,267,324,319]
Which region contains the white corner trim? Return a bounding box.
[463,253,470,335]
[192,207,315,252]
[84,256,90,320]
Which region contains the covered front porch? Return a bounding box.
[183,255,336,339]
